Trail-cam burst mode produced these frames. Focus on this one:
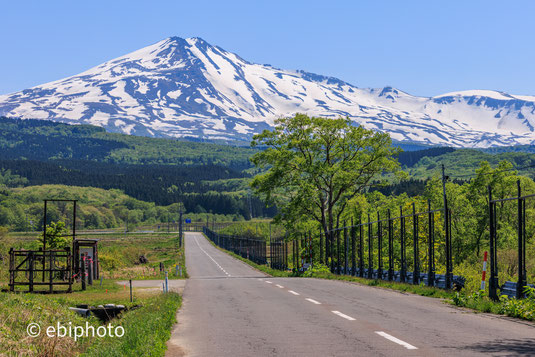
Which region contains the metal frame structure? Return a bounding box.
[488,180,530,300]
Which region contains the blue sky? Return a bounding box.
[1,0,533,97]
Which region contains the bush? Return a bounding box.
[303,264,331,277]
[99,253,125,271]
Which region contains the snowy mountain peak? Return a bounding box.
[0,36,534,147]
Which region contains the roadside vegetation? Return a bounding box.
[0,281,181,356]
[0,230,185,356]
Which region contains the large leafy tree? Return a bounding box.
[250,114,401,238]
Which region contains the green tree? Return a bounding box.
[37,221,70,249]
[250,114,401,238]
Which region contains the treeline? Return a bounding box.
[368,177,468,197]
[0,160,274,217]
[396,147,456,167]
[0,184,250,232]
[0,116,256,169]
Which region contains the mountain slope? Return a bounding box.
[1,36,534,147]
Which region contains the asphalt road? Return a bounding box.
[166,232,535,356]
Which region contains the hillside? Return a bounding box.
[0,116,256,169]
[407,149,535,179]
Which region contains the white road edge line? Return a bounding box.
[375,331,418,350]
[193,235,230,278]
[288,290,300,295]
[275,284,284,288]
[305,298,321,305]
[331,311,356,321]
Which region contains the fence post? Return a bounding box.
[447,208,453,289]
[293,239,297,273]
[344,222,348,274]
[388,209,394,281]
[9,248,14,292]
[368,214,373,279]
[49,251,54,293]
[377,212,383,280]
[319,228,324,265]
[427,200,435,287]
[310,231,314,268]
[413,203,420,285]
[336,228,341,274]
[442,165,453,289]
[88,257,93,286]
[351,218,356,276]
[488,185,499,300]
[517,180,527,298]
[359,221,364,277]
[81,253,86,291]
[400,206,406,283]
[28,252,34,293]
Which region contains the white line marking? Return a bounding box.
[288,290,300,295]
[332,311,356,321]
[306,298,321,305]
[194,235,230,277]
[375,331,418,350]
[265,281,273,284]
[275,284,284,288]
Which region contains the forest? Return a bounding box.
[0,183,248,232]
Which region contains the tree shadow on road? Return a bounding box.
[456,338,535,356]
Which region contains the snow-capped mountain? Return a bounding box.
[1,36,534,147]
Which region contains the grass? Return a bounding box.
[450,288,535,321]
[82,292,181,357]
[0,232,187,287]
[0,285,181,356]
[0,230,185,356]
[97,233,187,280]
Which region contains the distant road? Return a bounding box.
[167,232,535,356]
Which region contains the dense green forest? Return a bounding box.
[0,116,256,168]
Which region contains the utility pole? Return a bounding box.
[442,164,452,289]
[248,190,253,220]
[179,209,183,248]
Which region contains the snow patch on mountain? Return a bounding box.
[0,36,534,147]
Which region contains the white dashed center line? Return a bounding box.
[331,311,356,321]
[288,290,300,295]
[275,284,284,288]
[265,281,273,284]
[305,298,321,305]
[375,331,418,350]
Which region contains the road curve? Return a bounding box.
[166,232,535,356]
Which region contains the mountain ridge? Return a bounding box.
[1,36,534,147]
